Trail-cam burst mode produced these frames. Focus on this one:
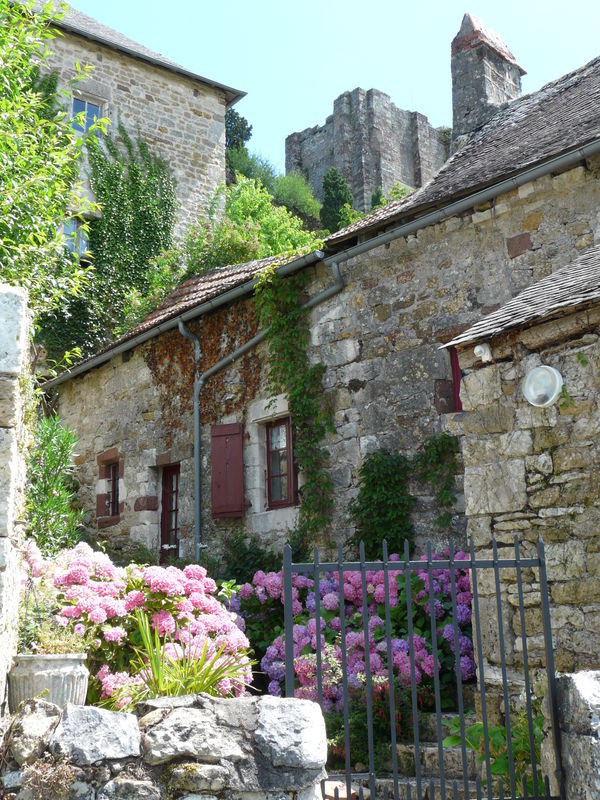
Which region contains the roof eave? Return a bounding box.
[43,250,324,390]
[55,19,246,106]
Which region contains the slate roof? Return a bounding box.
[326,54,600,246]
[54,3,245,104]
[443,244,600,349]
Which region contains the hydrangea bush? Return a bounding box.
[234,550,475,765]
[22,541,252,707]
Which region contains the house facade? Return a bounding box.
[47,18,600,568]
[46,4,244,237]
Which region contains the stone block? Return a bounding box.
[142,707,244,765]
[255,696,327,770]
[49,704,140,765]
[551,580,600,606]
[0,285,28,376]
[462,430,532,464]
[459,364,502,411]
[97,779,160,800]
[9,698,61,766]
[464,459,526,515]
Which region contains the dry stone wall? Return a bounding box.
[0,286,30,713]
[0,694,327,800]
[47,31,227,238]
[57,156,600,561]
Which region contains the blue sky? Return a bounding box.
[69,0,600,174]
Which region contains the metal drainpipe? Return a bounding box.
[177,320,204,562]
[177,260,344,561]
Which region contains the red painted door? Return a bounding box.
[160,464,180,564]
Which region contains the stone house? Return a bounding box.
[45,3,244,237]
[46,20,600,567]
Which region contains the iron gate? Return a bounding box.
[282,536,564,800]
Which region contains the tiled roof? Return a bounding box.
[443,244,600,349]
[93,253,311,356]
[53,3,245,104]
[327,54,600,246]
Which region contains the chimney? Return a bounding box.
[451,13,525,144]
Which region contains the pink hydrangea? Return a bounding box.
[103,626,127,644]
[152,610,176,637]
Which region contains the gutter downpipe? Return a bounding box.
[177,320,204,562]
[179,259,344,561]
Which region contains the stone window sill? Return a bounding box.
[98,515,120,529]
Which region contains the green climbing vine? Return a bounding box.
[254,267,334,559]
[39,124,178,359]
[349,432,460,559]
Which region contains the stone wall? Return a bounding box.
[286,88,450,212]
[0,286,30,713]
[47,30,227,238]
[0,694,327,800]
[549,671,600,800]
[56,156,600,562]
[448,303,600,680]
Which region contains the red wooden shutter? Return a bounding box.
[211,423,244,518]
[449,346,463,412]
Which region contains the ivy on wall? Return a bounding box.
[39,125,178,359]
[349,433,460,559]
[254,267,334,559]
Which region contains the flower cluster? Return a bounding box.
[22,542,252,707]
[237,549,475,713]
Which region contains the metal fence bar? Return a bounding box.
[404,538,424,800]
[427,541,447,800]
[289,557,540,573]
[337,543,353,800]
[283,543,295,698]
[314,547,324,709]
[359,541,377,799]
[514,536,540,800]
[538,537,565,800]
[382,540,400,800]
[469,538,494,800]
[448,541,471,800]
[492,538,517,799]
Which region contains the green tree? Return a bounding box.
[0,0,95,314]
[225,108,252,151]
[184,175,322,275]
[226,146,277,193]
[370,186,385,210]
[320,168,354,233]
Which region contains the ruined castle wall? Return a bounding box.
[47,31,227,238]
[286,88,450,213]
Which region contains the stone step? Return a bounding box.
[324,777,481,800]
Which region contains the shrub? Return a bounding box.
[226,147,277,194]
[22,541,253,709]
[348,450,415,559]
[25,416,84,556]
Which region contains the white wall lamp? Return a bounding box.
[522,365,564,407]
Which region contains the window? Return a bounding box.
[63,218,89,258]
[96,448,122,527]
[72,96,100,134]
[160,465,180,564]
[106,462,119,516]
[266,416,295,509]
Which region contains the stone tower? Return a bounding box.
[285,88,450,213]
[451,13,525,143]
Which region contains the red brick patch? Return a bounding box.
[506,232,532,259]
[134,496,158,512]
